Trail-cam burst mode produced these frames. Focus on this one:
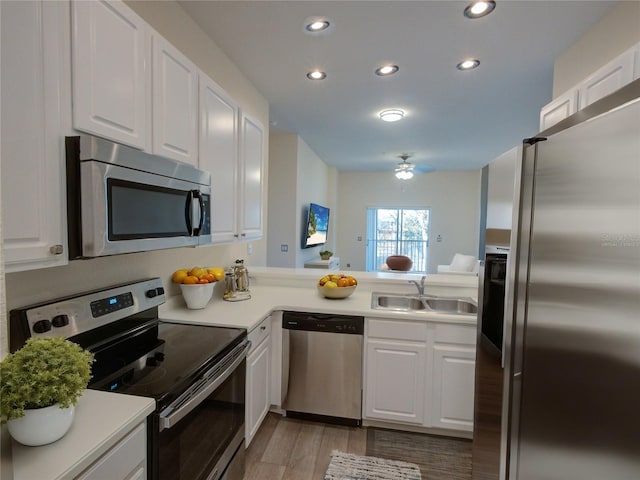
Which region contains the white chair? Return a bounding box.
[437,253,479,275]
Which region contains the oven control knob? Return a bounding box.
[146,356,158,367]
[52,314,69,328]
[157,287,165,296]
[146,352,165,367]
[146,289,158,298]
[33,320,52,333]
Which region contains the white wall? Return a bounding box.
[266,134,337,268]
[553,1,640,98]
[296,138,337,267]
[337,170,481,273]
[267,134,299,268]
[486,146,520,230]
[5,0,270,312]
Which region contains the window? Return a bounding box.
[365,208,431,272]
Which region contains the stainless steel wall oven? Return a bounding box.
[9,278,248,480]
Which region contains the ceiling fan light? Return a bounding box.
[395,170,414,180]
[379,109,404,122]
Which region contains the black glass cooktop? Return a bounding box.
[89,321,245,408]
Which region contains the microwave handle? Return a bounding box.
[192,190,205,236]
[185,190,205,236]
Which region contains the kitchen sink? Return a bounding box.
[371,292,477,315]
[376,295,427,311]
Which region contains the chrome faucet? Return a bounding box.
[409,275,426,296]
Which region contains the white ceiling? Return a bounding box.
[179,1,615,172]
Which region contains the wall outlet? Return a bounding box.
[356,235,362,242]
[436,234,442,243]
[247,243,253,255]
[280,244,288,252]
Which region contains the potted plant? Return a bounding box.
[319,250,333,260]
[0,337,94,446]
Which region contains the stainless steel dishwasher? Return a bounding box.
[281,311,364,426]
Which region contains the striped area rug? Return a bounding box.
[325,450,421,480]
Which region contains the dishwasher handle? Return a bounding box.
[282,311,364,334]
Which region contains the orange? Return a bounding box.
[337,277,350,287]
[172,269,188,283]
[202,273,216,283]
[183,276,199,285]
[198,278,209,284]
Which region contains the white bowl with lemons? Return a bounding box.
[317,274,357,299]
[172,266,225,309]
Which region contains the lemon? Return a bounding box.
[207,267,225,281]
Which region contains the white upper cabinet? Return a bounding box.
[152,34,198,166]
[578,46,636,109]
[1,0,69,272]
[239,113,265,240]
[540,89,578,131]
[199,74,239,243]
[541,42,640,130]
[71,0,150,150]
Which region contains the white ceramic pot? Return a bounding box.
[180,283,215,309]
[7,403,75,446]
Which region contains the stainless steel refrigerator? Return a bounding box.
[476,78,640,480]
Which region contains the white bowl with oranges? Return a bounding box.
[317,274,357,299]
[172,267,225,309]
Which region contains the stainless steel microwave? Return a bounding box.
[66,135,211,258]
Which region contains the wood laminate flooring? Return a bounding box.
[244,413,472,480]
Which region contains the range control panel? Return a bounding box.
[9,278,165,351]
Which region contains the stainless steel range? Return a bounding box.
[9,278,248,480]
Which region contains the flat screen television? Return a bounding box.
[303,203,330,248]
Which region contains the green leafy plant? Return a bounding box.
[319,250,333,259]
[1,337,94,423]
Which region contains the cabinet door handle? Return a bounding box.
[49,245,64,255]
[260,325,266,331]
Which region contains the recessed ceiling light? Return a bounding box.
[304,17,331,33]
[375,64,399,76]
[456,59,480,71]
[464,1,496,19]
[379,109,405,122]
[307,70,327,80]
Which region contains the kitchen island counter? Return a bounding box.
[11,390,155,480]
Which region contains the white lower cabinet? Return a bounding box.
[75,422,146,480]
[364,319,428,425]
[430,324,476,431]
[364,318,476,433]
[365,339,426,425]
[246,317,271,446]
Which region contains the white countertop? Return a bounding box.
[11,390,155,480]
[160,282,477,332]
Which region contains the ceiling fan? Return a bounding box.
[395,154,415,180]
[394,154,434,179]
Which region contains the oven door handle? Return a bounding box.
[158,339,250,431]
